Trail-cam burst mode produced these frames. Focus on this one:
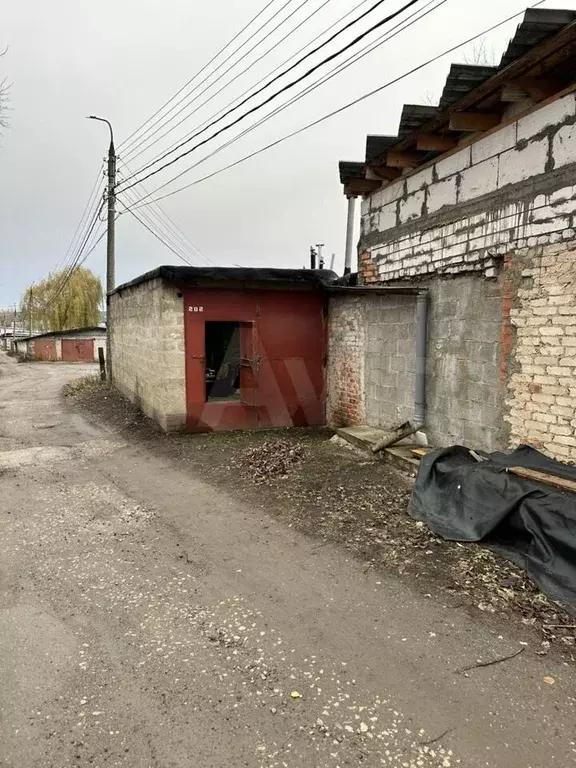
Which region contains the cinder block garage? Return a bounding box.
[109,267,335,432]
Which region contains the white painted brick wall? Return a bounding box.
[458,156,499,201]
[399,189,425,222]
[553,122,576,168]
[498,138,548,187]
[471,123,517,164]
[516,93,576,141]
[435,145,471,179]
[427,176,457,213]
[362,95,576,283]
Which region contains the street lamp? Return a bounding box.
[87,115,116,379]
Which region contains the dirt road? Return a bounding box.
[1,354,575,768]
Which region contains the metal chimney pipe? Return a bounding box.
[344,196,356,275]
[309,246,317,270]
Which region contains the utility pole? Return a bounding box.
[12,304,16,353]
[88,115,116,380]
[316,243,325,270]
[29,288,33,336]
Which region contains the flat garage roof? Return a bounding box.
[110,266,339,295]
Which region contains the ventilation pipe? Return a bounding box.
[344,196,357,275]
[414,292,429,424]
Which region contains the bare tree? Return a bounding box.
[0,46,10,138]
[421,90,438,107]
[463,37,498,67]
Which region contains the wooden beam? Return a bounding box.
[501,83,531,103]
[344,178,381,196]
[449,112,501,132]
[512,77,563,102]
[386,150,424,168]
[508,465,576,495]
[366,165,402,181]
[416,134,458,152]
[390,24,576,154]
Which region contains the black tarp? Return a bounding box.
[409,445,576,613]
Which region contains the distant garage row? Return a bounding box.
[15,326,106,362]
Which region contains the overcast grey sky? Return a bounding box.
[2,0,575,306]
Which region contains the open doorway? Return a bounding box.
[205,321,241,401]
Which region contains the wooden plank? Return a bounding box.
[501,83,531,103]
[366,164,402,181]
[386,150,424,168]
[390,24,576,153]
[411,447,429,458]
[508,465,576,494]
[416,134,458,152]
[449,111,501,132]
[512,77,563,101]
[343,178,381,196]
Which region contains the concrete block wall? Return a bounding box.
[426,277,504,450]
[110,278,186,431]
[507,240,576,462]
[360,93,576,283]
[363,295,416,427]
[327,276,506,452]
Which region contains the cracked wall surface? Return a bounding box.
[360,93,576,284]
[336,93,576,460]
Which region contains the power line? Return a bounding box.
[118,0,282,154]
[125,1,547,211]
[55,163,105,274]
[120,0,305,162]
[118,198,199,265]
[118,0,423,192]
[123,0,446,208]
[118,161,213,265]
[45,201,105,308]
[123,0,323,163]
[124,0,344,165]
[126,0,373,171]
[121,188,196,266]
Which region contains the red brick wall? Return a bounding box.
[326,296,365,427]
[358,251,377,284]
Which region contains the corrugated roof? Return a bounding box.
[340,7,576,186]
[398,104,439,137]
[365,136,398,164]
[500,7,576,68]
[438,64,498,110]
[339,160,366,184]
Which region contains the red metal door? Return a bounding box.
[240,322,257,407]
[183,288,325,431]
[34,340,57,361]
[62,339,94,362]
[184,290,259,430]
[255,292,325,428]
